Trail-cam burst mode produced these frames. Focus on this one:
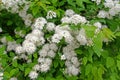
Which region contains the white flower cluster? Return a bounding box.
[15,17,46,60]
[0,72,3,80]
[97,0,120,18]
[46,10,56,19]
[1,0,33,26]
[7,41,19,51]
[52,25,74,44]
[62,44,80,76]
[76,28,88,45]
[0,7,114,79]
[61,9,87,25]
[14,29,25,38]
[91,0,101,5]
[29,43,58,79]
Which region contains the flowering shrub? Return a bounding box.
[0,0,120,80]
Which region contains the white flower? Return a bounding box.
[15,46,25,55]
[0,27,2,33]
[104,2,114,8]
[109,8,116,16]
[24,19,32,26]
[70,14,87,25]
[47,50,56,58]
[33,64,40,71]
[49,43,58,51]
[25,33,40,44]
[61,55,66,60]
[29,71,38,79]
[61,17,70,23]
[94,22,102,28]
[7,41,18,51]
[0,37,7,44]
[0,72,3,76]
[46,22,55,31]
[97,10,109,18]
[38,57,45,63]
[76,35,87,45]
[34,22,45,30]
[32,29,44,37]
[67,65,79,76]
[52,34,62,43]
[39,49,48,57]
[42,44,50,52]
[40,64,50,72]
[19,54,28,60]
[65,9,75,17]
[10,77,17,80]
[19,10,27,18]
[76,28,87,45]
[23,41,36,55]
[46,10,56,19]
[39,37,45,45]
[36,17,47,24]
[44,58,52,66]
[71,57,80,67]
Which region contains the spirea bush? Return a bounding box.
[0,0,120,80]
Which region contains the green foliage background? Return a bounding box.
[0,0,120,80]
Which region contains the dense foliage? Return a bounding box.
[0,0,120,80]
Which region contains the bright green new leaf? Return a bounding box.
[25,68,31,76]
[82,57,87,65]
[117,60,120,70]
[106,57,115,68]
[93,32,103,57]
[85,64,92,76]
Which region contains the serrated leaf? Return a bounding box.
[106,57,115,68]
[93,32,103,57]
[85,64,92,76]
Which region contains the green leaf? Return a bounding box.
[98,67,104,80]
[85,64,92,76]
[117,60,120,70]
[92,66,98,80]
[4,72,10,79]
[0,45,6,55]
[82,57,87,65]
[10,68,19,77]
[83,25,96,38]
[93,32,103,57]
[115,32,120,37]
[25,68,31,76]
[76,0,84,8]
[7,20,13,26]
[106,57,115,68]
[12,60,18,67]
[54,60,59,68]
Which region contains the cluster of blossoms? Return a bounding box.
[91,0,101,5]
[0,72,3,80]
[46,10,57,19]
[15,17,46,61]
[61,9,87,25]
[1,0,33,26]
[97,0,120,18]
[0,0,115,78]
[29,43,58,79]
